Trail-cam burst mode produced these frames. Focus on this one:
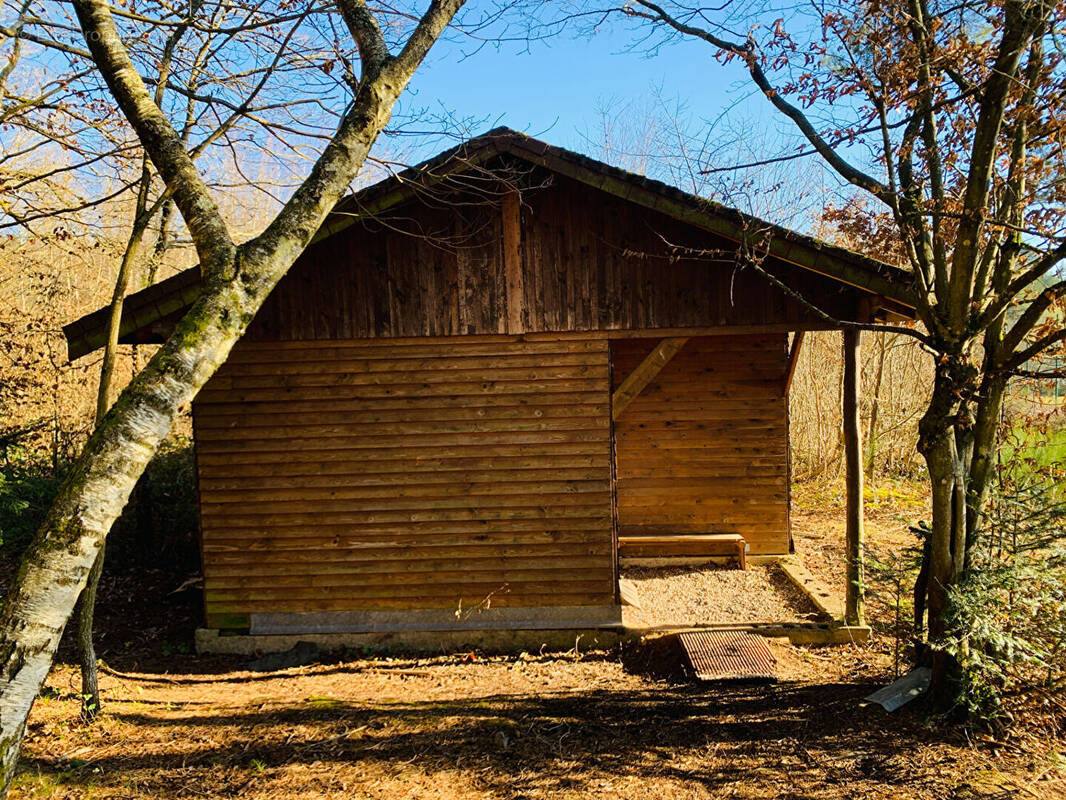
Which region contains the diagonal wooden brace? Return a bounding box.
[611,337,689,421]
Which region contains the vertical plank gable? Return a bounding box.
[242,172,866,343]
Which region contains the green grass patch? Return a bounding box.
[1002,422,1066,469]
[304,695,344,709]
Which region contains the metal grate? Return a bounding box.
[678,630,777,682]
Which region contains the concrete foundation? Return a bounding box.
[196,626,628,656]
[247,604,623,635]
[196,619,870,656]
[777,556,846,621]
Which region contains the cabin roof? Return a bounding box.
[64,127,917,360]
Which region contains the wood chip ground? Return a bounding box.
[621,563,826,628]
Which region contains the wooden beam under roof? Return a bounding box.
[783,331,806,396]
[501,188,525,334]
[611,337,689,421]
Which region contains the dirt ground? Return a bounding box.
[8,479,1066,799]
[13,648,1064,800]
[791,477,931,600]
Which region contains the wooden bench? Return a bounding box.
[618,534,747,569]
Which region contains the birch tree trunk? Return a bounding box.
[0,0,465,791]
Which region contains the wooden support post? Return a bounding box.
[783,331,805,396]
[842,328,865,626]
[611,337,688,421]
[502,189,524,334]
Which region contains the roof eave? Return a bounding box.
[64,267,202,361]
[63,129,918,360]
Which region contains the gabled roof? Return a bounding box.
[64,127,917,360]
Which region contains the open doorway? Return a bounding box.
[608,333,830,631]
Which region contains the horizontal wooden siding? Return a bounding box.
[194,336,617,626]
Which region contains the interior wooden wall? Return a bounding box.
[193,335,617,628]
[612,334,791,555]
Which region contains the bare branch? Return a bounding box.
[71,0,235,274]
[627,0,895,205]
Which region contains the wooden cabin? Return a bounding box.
[64,129,916,647]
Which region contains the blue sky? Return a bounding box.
[393,26,846,229]
[404,28,752,151]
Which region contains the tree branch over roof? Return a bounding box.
[626,0,895,205]
[71,0,236,278]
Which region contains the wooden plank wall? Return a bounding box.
[193,335,617,627]
[244,173,861,343]
[612,334,791,555]
[518,176,825,332]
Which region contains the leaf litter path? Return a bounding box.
[13,650,1061,800]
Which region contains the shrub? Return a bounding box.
[938,424,1066,725]
[0,453,61,558]
[864,532,926,679]
[0,435,199,575]
[108,435,199,572]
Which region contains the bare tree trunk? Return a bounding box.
[75,545,104,721]
[93,181,151,430]
[0,0,464,787]
[915,348,1010,707]
[966,376,1006,559]
[923,431,963,704]
[76,163,154,722]
[865,332,889,479]
[919,366,975,706]
[74,543,104,720]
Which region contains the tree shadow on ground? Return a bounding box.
[20,678,960,799]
